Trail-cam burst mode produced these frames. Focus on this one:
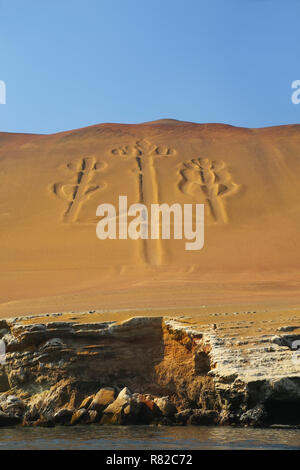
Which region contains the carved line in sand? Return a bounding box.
[179,158,240,224]
[53,157,107,223]
[111,140,176,266]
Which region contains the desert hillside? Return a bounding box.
[1,119,300,316]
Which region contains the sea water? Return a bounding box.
[0,425,299,450]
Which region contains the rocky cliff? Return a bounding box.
[0,312,299,428]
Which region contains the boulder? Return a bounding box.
[22,408,41,426]
[102,387,131,414]
[100,387,132,425]
[87,410,99,423]
[1,395,26,417]
[175,409,193,425]
[136,394,162,418]
[53,408,73,425]
[240,405,266,427]
[88,387,116,413]
[0,410,21,426]
[100,389,163,425]
[79,395,95,410]
[71,408,99,425]
[154,397,177,418]
[187,409,218,425]
[70,408,89,425]
[122,398,154,425]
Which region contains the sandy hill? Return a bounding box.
[1,119,300,316]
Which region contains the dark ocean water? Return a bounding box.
[0,425,299,450]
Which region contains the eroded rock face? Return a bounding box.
[0,313,298,427]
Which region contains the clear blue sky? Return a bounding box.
[0,0,300,134]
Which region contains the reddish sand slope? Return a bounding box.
[1,119,300,316]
